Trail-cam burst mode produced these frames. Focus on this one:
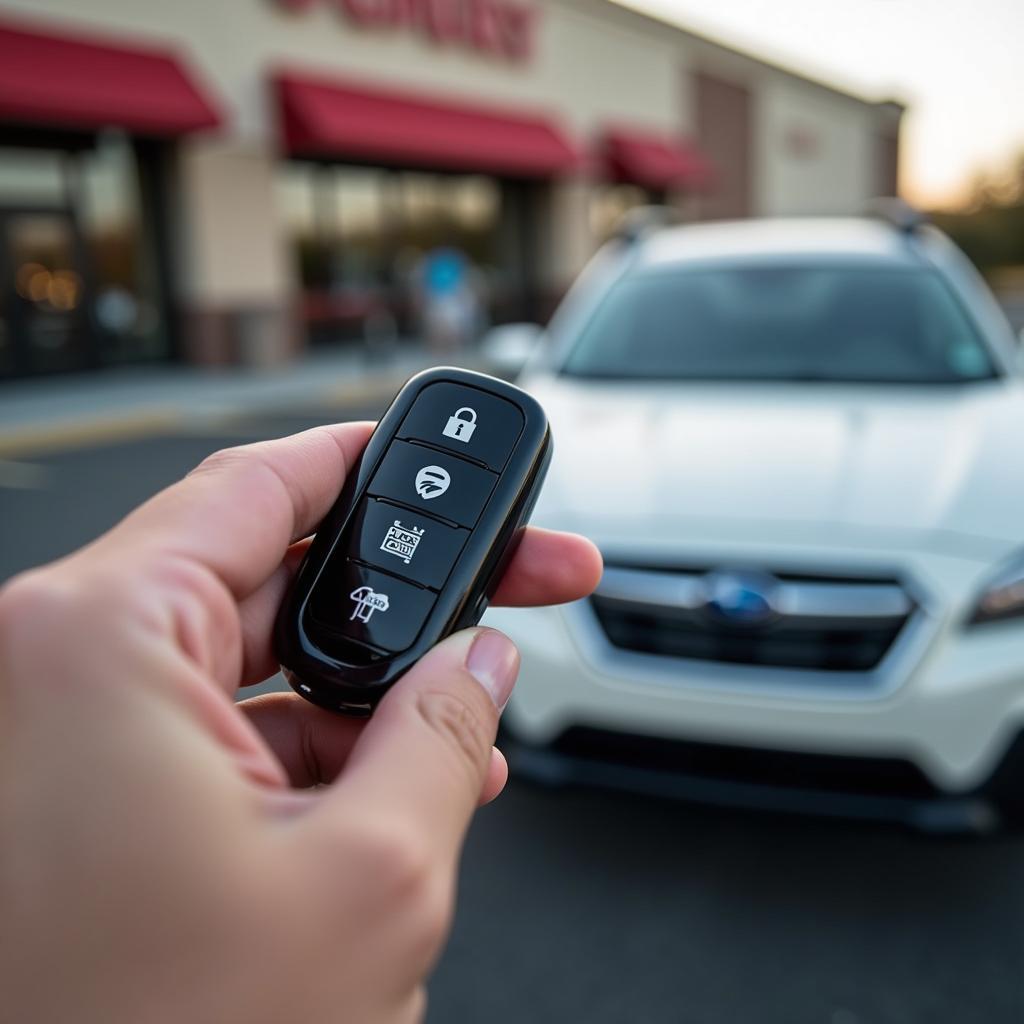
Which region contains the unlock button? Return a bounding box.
[398,381,525,471]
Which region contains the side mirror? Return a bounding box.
[479,322,544,379]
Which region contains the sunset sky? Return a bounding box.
[616,0,1024,209]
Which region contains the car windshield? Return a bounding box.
[561,263,998,384]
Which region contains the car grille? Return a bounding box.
[590,565,915,673]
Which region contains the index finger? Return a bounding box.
[97,422,374,599]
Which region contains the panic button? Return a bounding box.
[397,382,525,471]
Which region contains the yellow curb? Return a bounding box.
[170,383,395,437]
[319,374,408,407]
[0,407,181,459]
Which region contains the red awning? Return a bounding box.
[0,18,220,136]
[603,127,713,191]
[275,71,579,178]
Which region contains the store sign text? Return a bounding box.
[276,0,538,62]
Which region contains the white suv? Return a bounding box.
[485,212,1024,832]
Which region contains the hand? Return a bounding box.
[0,422,601,1024]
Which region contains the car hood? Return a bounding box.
[526,376,1024,559]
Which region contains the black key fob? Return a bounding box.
[273,366,552,715]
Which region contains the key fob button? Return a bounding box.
[397,382,525,471]
[347,497,469,590]
[309,561,435,653]
[368,440,497,528]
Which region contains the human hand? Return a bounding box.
[0,422,601,1024]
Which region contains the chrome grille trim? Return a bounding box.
[597,567,913,621]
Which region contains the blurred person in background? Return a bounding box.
[414,245,485,352]
[0,422,601,1023]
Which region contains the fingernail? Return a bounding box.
[466,630,520,711]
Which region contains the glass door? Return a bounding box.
[0,207,94,377]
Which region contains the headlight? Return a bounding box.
[969,552,1024,625]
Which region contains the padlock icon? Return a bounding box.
[442,407,477,443]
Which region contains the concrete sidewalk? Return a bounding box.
[0,345,485,458]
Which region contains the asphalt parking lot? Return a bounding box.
[2,409,1023,1024]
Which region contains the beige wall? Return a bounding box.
[753,77,877,216]
[174,141,293,306]
[673,21,894,220]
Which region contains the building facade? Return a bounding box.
[0,0,903,376]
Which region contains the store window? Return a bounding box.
[0,133,167,378]
[278,164,505,347]
[80,135,166,366]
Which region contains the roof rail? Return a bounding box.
[612,204,681,244]
[863,196,928,235]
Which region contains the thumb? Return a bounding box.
[313,628,519,864]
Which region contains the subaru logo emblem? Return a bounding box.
[701,570,781,627]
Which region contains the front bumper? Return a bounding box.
[503,725,1024,833]
[486,592,1024,806]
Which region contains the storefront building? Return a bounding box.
[0,0,903,376]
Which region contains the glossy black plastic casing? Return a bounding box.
[273,366,552,714]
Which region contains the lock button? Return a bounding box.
[397,381,525,471]
[443,407,478,442]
